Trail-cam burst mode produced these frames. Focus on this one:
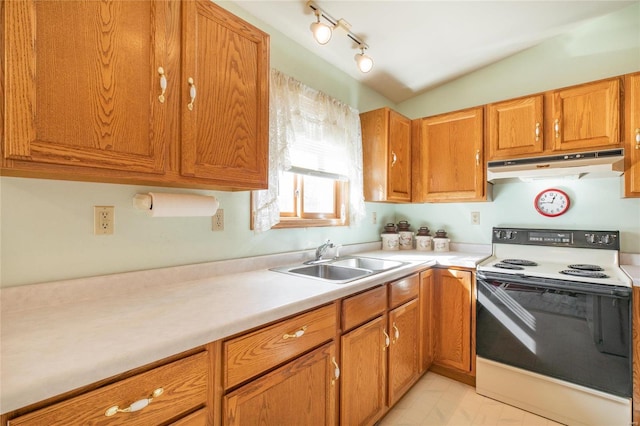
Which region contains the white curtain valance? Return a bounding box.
[252,69,366,232]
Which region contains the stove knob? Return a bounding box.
[600,234,611,245]
[586,233,596,244]
[495,230,506,240]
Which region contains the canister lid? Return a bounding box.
[417,227,431,236]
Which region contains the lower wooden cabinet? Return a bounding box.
[341,315,388,426]
[432,268,475,385]
[223,342,338,426]
[387,298,420,406]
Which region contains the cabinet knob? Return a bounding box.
[104,387,164,417]
[535,122,541,142]
[187,77,196,111]
[157,67,167,103]
[554,119,560,139]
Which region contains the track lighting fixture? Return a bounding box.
[310,9,332,45]
[306,1,373,73]
[354,45,373,73]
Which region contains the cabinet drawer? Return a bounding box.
[342,285,387,331]
[224,304,337,389]
[389,274,419,309]
[8,352,208,426]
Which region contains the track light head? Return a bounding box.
[310,10,332,45]
[354,46,373,73]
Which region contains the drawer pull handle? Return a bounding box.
[535,122,541,142]
[391,151,397,167]
[554,119,560,138]
[383,328,390,350]
[331,357,340,385]
[157,67,167,103]
[475,150,480,166]
[392,322,400,343]
[635,128,640,149]
[283,325,308,340]
[104,387,164,417]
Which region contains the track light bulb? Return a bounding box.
[354,47,373,73]
[310,11,332,45]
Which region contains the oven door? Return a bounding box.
[476,270,632,397]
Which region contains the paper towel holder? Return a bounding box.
[133,193,153,211]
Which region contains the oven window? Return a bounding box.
[476,276,632,397]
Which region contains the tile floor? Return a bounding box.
[379,372,564,426]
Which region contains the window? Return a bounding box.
[275,171,348,228]
[251,69,366,232]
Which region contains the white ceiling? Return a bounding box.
[231,0,636,103]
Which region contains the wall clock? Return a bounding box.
[534,188,570,217]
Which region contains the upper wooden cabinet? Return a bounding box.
[551,78,620,151]
[2,0,269,190]
[486,77,622,161]
[487,95,544,160]
[180,0,269,188]
[3,0,174,175]
[624,72,640,197]
[361,108,412,203]
[413,107,486,202]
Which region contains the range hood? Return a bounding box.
[487,149,625,182]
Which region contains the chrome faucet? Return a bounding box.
[305,240,335,264]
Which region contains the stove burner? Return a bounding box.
[560,269,609,279]
[502,259,538,267]
[494,263,525,270]
[568,264,604,271]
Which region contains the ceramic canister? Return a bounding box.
[433,229,450,252]
[397,221,413,250]
[415,226,432,251]
[381,223,399,251]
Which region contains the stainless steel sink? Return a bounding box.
[270,255,409,284]
[330,256,405,272]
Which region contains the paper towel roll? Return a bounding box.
[134,192,219,217]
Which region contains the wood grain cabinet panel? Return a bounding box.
[387,298,420,406]
[342,285,387,332]
[625,72,640,197]
[181,0,269,188]
[551,78,621,151]
[389,273,419,309]
[414,107,486,202]
[433,268,473,373]
[487,95,544,160]
[361,108,412,203]
[223,304,336,389]
[4,0,174,174]
[341,316,388,426]
[419,269,434,374]
[7,352,208,426]
[223,343,337,426]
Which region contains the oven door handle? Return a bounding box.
[476,270,632,298]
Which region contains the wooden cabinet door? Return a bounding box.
[340,316,388,426]
[433,269,472,372]
[416,107,485,202]
[223,342,337,426]
[487,95,544,160]
[625,72,640,197]
[181,0,269,189]
[387,110,412,202]
[419,269,434,374]
[361,108,411,202]
[388,298,420,406]
[4,0,174,174]
[551,78,621,151]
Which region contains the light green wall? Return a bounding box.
[2,2,639,288]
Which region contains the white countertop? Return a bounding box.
[0,245,489,414]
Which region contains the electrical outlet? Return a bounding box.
[212,209,224,231]
[471,211,480,225]
[372,212,377,224]
[94,206,114,235]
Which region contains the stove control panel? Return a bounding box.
[492,227,620,250]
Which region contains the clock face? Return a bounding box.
[534,188,570,217]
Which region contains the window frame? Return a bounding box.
[274,172,349,228]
